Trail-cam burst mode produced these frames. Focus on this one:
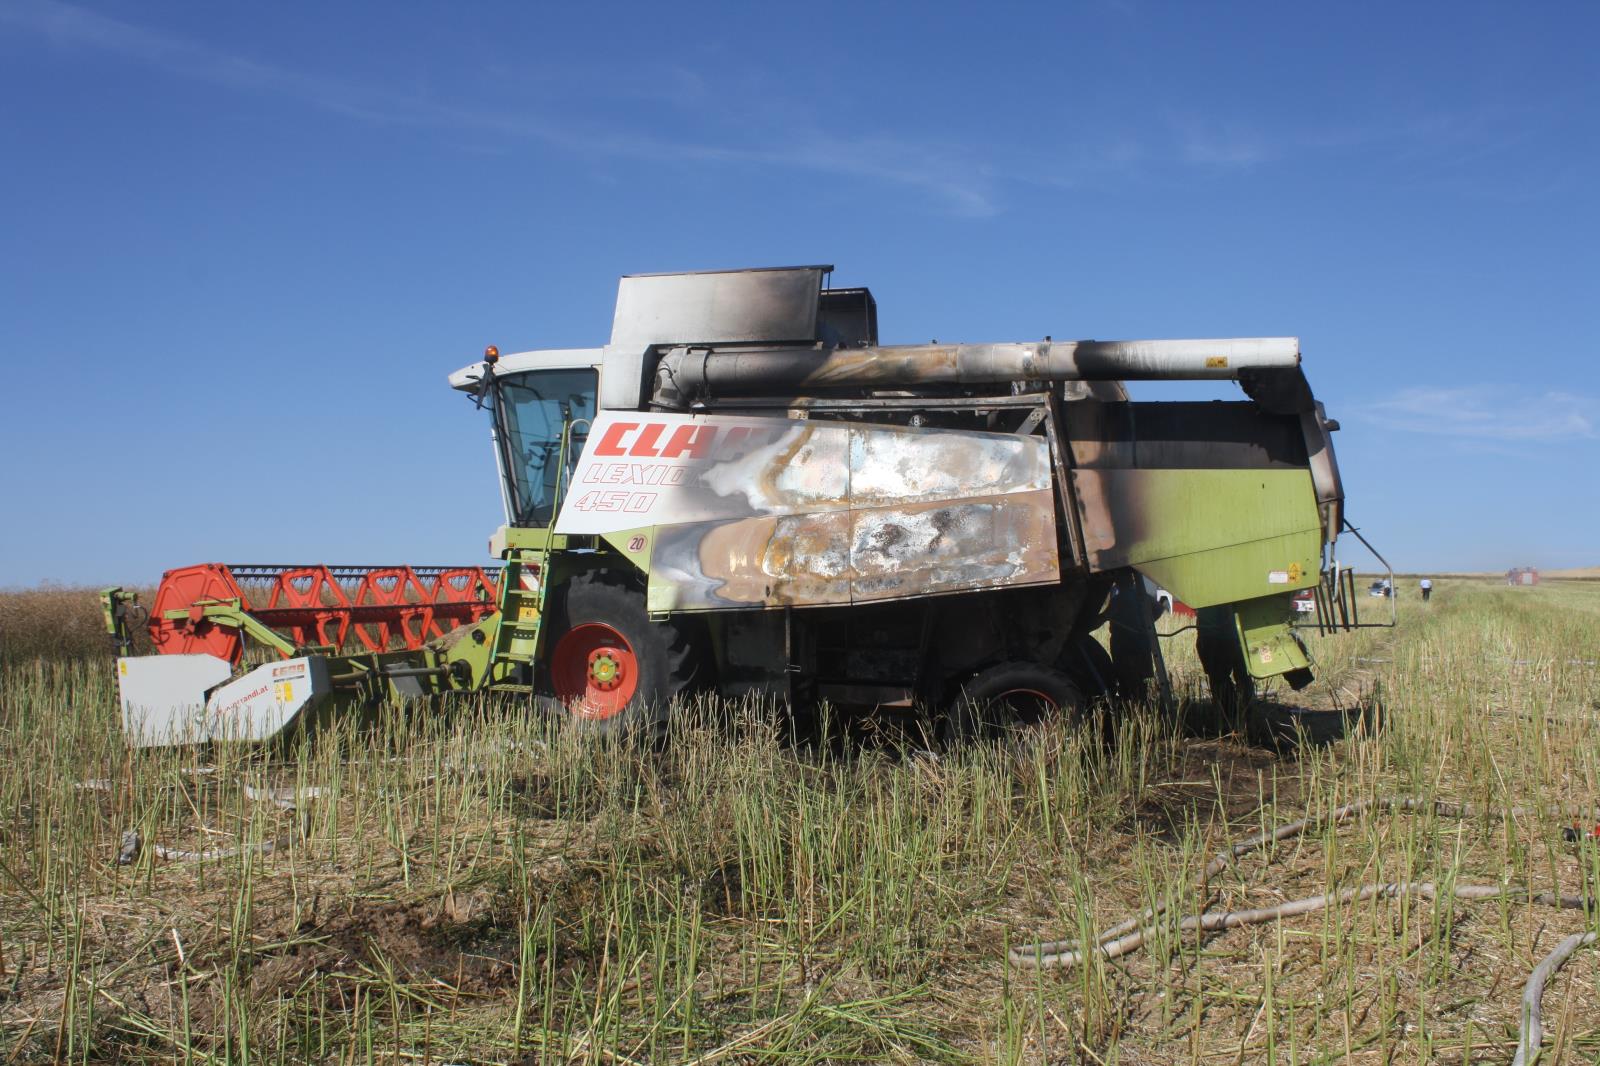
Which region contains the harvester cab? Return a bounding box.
[108,264,1383,745]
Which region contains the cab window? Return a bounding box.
[497,368,596,525]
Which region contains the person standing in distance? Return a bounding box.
[1420,577,1433,602]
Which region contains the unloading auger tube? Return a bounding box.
[651,336,1302,407]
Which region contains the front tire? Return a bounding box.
[546,571,701,735]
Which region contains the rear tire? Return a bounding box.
[546,571,701,736]
[945,661,1084,742]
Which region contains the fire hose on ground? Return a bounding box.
[1009,796,1599,1063]
[96,781,1596,1062]
[113,783,321,864]
[104,754,521,864]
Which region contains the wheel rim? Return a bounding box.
[988,687,1059,723]
[551,623,640,720]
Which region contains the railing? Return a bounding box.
[1310,519,1397,634]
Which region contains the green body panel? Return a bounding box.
[100,588,124,638]
[441,615,500,688]
[101,587,139,654]
[1080,467,1324,682]
[1232,594,1311,679]
[600,527,655,574]
[491,524,572,553]
[1088,468,1322,609]
[1135,530,1320,611]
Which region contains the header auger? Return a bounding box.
[107,264,1380,745]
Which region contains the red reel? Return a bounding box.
[147,563,501,665]
[147,563,248,663]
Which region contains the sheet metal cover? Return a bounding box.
[609,267,825,349]
[203,657,329,743]
[554,411,1052,535]
[119,653,234,747]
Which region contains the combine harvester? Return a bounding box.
[105,265,1386,745]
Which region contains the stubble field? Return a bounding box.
[1,579,1597,1063]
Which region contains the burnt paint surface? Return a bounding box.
[654,489,1059,610]
[1067,400,1324,567]
[549,412,1058,612]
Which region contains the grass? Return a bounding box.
[1,579,1597,1063]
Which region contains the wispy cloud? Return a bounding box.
[0,0,1000,215]
[6,1,1568,214]
[1158,96,1584,200]
[1364,385,1596,442]
[0,0,453,126]
[1175,117,1270,168]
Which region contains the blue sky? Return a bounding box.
[1,0,1595,585]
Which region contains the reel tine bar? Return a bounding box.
[149,563,501,663]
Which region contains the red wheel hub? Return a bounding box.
[993,687,1057,709]
[550,623,639,720]
[987,687,1060,725]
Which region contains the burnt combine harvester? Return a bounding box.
[107,265,1378,744]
